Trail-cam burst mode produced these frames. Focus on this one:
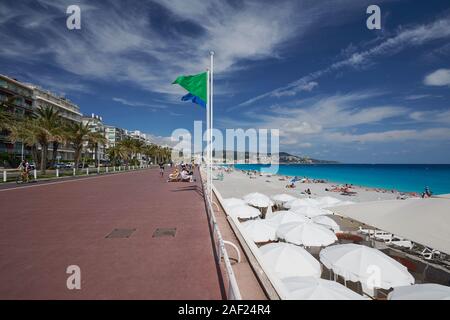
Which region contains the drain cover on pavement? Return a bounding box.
[153,228,177,238]
[106,228,136,238]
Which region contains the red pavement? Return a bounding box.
[0,169,224,299]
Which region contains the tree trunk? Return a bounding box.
[74,146,82,170]
[40,145,48,174]
[94,143,98,167]
[51,141,59,167]
[31,144,39,166]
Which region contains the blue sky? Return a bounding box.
[1,0,450,163]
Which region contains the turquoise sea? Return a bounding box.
[232,164,450,195]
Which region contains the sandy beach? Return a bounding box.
[214,169,405,203]
[211,167,450,297]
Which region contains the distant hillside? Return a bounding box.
[208,150,339,164]
[278,152,339,164]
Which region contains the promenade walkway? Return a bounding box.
[0,168,224,299]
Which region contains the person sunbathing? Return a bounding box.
[180,169,194,182]
[285,182,296,188]
[167,169,180,182]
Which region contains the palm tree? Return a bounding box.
[50,124,67,168]
[0,106,11,131]
[34,106,61,174]
[142,144,157,164]
[88,131,107,167]
[7,117,40,164]
[106,145,128,165]
[64,121,94,170]
[116,138,136,165]
[162,147,172,163]
[0,96,17,130]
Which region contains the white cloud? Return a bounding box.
[404,94,438,100]
[410,109,450,124]
[0,0,396,100]
[272,81,318,97]
[240,16,450,106]
[112,97,167,109]
[0,0,315,97]
[225,91,409,147]
[326,128,450,143]
[424,69,450,87]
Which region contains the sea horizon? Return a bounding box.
[231,163,450,195]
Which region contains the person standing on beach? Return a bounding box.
[159,162,164,177]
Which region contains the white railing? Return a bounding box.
[212,184,287,300]
[1,164,152,183]
[200,171,242,300]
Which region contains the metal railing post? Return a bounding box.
[56,168,59,178]
[3,170,6,182]
[34,169,37,180]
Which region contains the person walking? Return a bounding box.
[159,162,165,177]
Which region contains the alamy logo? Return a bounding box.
[66,265,81,290]
[366,5,381,30]
[170,121,280,172]
[66,5,81,30]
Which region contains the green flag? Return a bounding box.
[172,72,207,102]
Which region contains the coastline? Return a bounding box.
[224,163,450,195]
[213,167,414,204]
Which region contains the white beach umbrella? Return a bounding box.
[266,211,310,227]
[259,243,321,279]
[285,198,320,209]
[316,196,342,208]
[243,192,273,208]
[271,194,297,205]
[242,220,277,243]
[312,216,341,232]
[320,244,415,290]
[223,197,246,208]
[228,205,261,219]
[388,284,450,300]
[277,221,338,247]
[290,206,331,218]
[281,276,366,300]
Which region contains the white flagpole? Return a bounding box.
[209,51,214,199]
[206,69,210,197]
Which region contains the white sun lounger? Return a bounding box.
[386,236,414,249]
[373,231,393,241]
[421,247,442,260]
[358,226,376,235]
